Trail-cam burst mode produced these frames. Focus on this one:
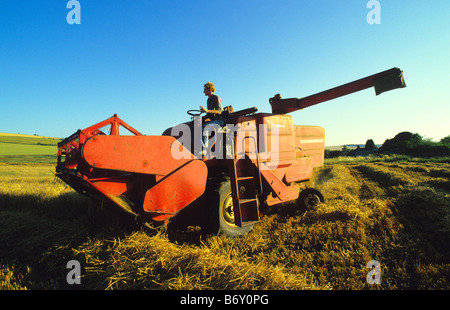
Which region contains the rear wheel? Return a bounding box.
[297,188,325,210]
[206,176,254,237]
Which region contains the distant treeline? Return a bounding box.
[326,132,450,158]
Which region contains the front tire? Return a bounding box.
[206,176,254,237]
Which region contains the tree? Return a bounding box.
[378,132,419,154]
[379,131,450,156]
[440,136,450,145]
[365,139,376,150]
[341,145,351,156]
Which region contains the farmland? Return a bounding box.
[1,153,449,290]
[0,133,59,164]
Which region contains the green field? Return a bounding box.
[0,142,57,156]
[0,133,60,164]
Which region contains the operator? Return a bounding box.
[199,82,225,155]
[200,81,224,125]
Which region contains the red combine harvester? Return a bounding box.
[56,68,406,236]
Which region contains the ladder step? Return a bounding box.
[241,220,259,227]
[239,198,257,204]
[237,176,254,181]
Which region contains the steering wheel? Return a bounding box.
[187,109,205,116]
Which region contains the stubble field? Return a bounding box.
[0,158,449,290]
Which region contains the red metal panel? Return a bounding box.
[143,160,207,219]
[256,114,296,167]
[234,118,258,158]
[265,183,300,206]
[294,125,325,168]
[285,157,314,183]
[82,135,195,175]
[259,164,300,201]
[295,125,325,137]
[282,125,325,183]
[90,179,129,197]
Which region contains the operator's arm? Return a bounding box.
[200,106,222,115]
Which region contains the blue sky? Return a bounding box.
[1,0,449,146]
